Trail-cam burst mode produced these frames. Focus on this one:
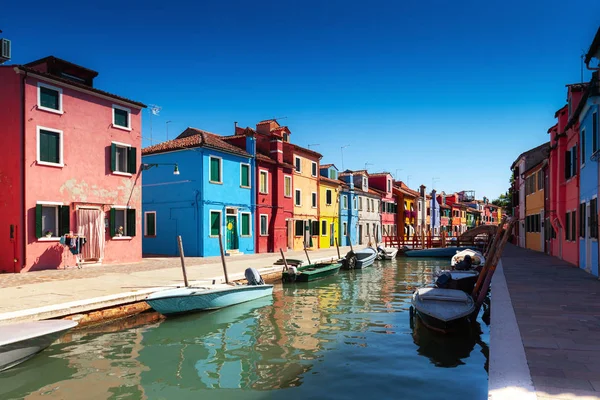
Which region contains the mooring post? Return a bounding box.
[303,244,311,264]
[177,235,189,287]
[218,232,230,284]
[335,237,341,259]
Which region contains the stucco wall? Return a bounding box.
[292,153,319,249]
[319,180,339,248]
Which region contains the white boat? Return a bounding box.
[451,249,485,268]
[377,247,398,260]
[146,283,274,316]
[343,247,378,269]
[411,287,475,333]
[0,319,78,372]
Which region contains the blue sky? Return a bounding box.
[2,0,599,199]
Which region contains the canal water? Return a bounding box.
[0,258,490,400]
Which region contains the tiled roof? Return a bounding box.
[255,153,295,169]
[547,123,558,133]
[257,119,277,125]
[143,127,252,157]
[554,105,567,118]
[585,27,600,65]
[320,163,337,170]
[14,64,146,108]
[285,142,322,159]
[368,172,392,177]
[510,142,550,170]
[320,176,341,186]
[25,56,99,77]
[439,203,451,209]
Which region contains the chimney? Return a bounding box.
[270,137,283,163]
[234,121,238,133]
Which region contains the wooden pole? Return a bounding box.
[177,235,189,287]
[303,244,311,265]
[347,233,354,252]
[335,237,341,259]
[218,232,230,284]
[279,248,289,271]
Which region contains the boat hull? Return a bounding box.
[413,310,472,334]
[146,285,274,316]
[411,287,475,334]
[0,320,78,372]
[282,263,342,282]
[404,247,474,258]
[344,247,377,269]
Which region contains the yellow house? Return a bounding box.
[524,161,545,251]
[393,181,419,239]
[318,164,340,249]
[288,145,321,250]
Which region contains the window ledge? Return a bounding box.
[38,237,61,242]
[37,161,64,168]
[259,191,269,195]
[144,235,157,238]
[112,171,133,177]
[260,234,269,237]
[284,195,292,198]
[112,236,132,240]
[241,235,252,238]
[240,185,251,189]
[37,106,64,115]
[112,124,132,132]
[209,181,223,185]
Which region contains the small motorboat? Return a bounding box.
[377,246,399,260]
[434,270,479,293]
[0,319,78,372]
[282,261,342,283]
[146,268,274,316]
[404,246,475,258]
[451,249,485,269]
[342,247,377,269]
[411,287,475,333]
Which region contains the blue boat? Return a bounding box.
[146,284,274,316]
[403,247,475,258]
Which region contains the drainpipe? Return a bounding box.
[19,70,27,272]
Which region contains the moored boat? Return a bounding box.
[0,319,78,372]
[451,249,485,268]
[282,261,342,282]
[348,247,378,269]
[434,270,479,293]
[411,287,475,333]
[377,246,399,260]
[404,246,474,258]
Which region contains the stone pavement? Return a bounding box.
[0,246,351,320]
[501,244,600,400]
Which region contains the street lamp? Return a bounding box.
[340,144,350,170]
[142,163,180,175]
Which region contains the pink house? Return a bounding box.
[368,172,397,238]
[0,56,146,273]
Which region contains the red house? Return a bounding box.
[0,56,145,272]
[226,120,295,253]
[547,84,586,265]
[368,172,397,239]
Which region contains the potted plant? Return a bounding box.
[116,226,124,237]
[44,230,53,238]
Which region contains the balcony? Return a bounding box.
[440,217,449,226]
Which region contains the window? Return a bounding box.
[144,212,156,236]
[571,210,576,241]
[342,195,348,209]
[240,164,250,188]
[295,189,302,206]
[260,214,268,236]
[581,129,586,167]
[209,156,222,183]
[241,212,251,236]
[367,198,371,212]
[111,142,137,174]
[311,162,317,177]
[110,208,136,237]
[35,203,69,239]
[326,190,332,205]
[565,150,572,180]
[295,220,304,236]
[593,112,598,154]
[321,220,327,236]
[284,175,292,197]
[366,224,370,235]
[342,222,348,237]
[311,192,317,208]
[37,127,63,166]
[371,199,374,212]
[387,180,391,192]
[209,211,221,237]
[112,105,131,130]
[37,83,62,113]
[363,177,368,189]
[353,197,357,210]
[537,171,544,191]
[294,156,302,173]
[259,170,268,194]
[565,212,571,241]
[591,198,598,239]
[359,197,363,211]
[311,220,319,236]
[580,203,586,238]
[330,170,337,180]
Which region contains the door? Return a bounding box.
[358,224,363,245]
[77,209,105,262]
[226,215,238,250]
[540,210,545,252]
[586,202,591,270]
[330,223,335,247]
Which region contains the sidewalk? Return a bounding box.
[0,246,351,324]
[496,244,600,400]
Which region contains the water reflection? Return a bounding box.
[0,257,490,400]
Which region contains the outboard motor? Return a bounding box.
[376,246,385,260]
[245,267,265,285]
[343,251,357,269]
[455,254,473,271]
[435,271,452,288]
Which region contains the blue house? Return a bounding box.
[577,71,599,277]
[338,171,359,246]
[141,128,255,257]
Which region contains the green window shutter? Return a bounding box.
[35,204,43,238]
[210,158,220,182]
[210,212,220,236]
[146,213,156,236]
[241,165,249,187]
[110,208,116,236]
[40,87,59,110]
[241,213,250,235]
[114,108,129,128]
[128,147,137,174]
[111,143,117,172]
[39,130,60,164]
[127,209,136,236]
[59,205,70,236]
